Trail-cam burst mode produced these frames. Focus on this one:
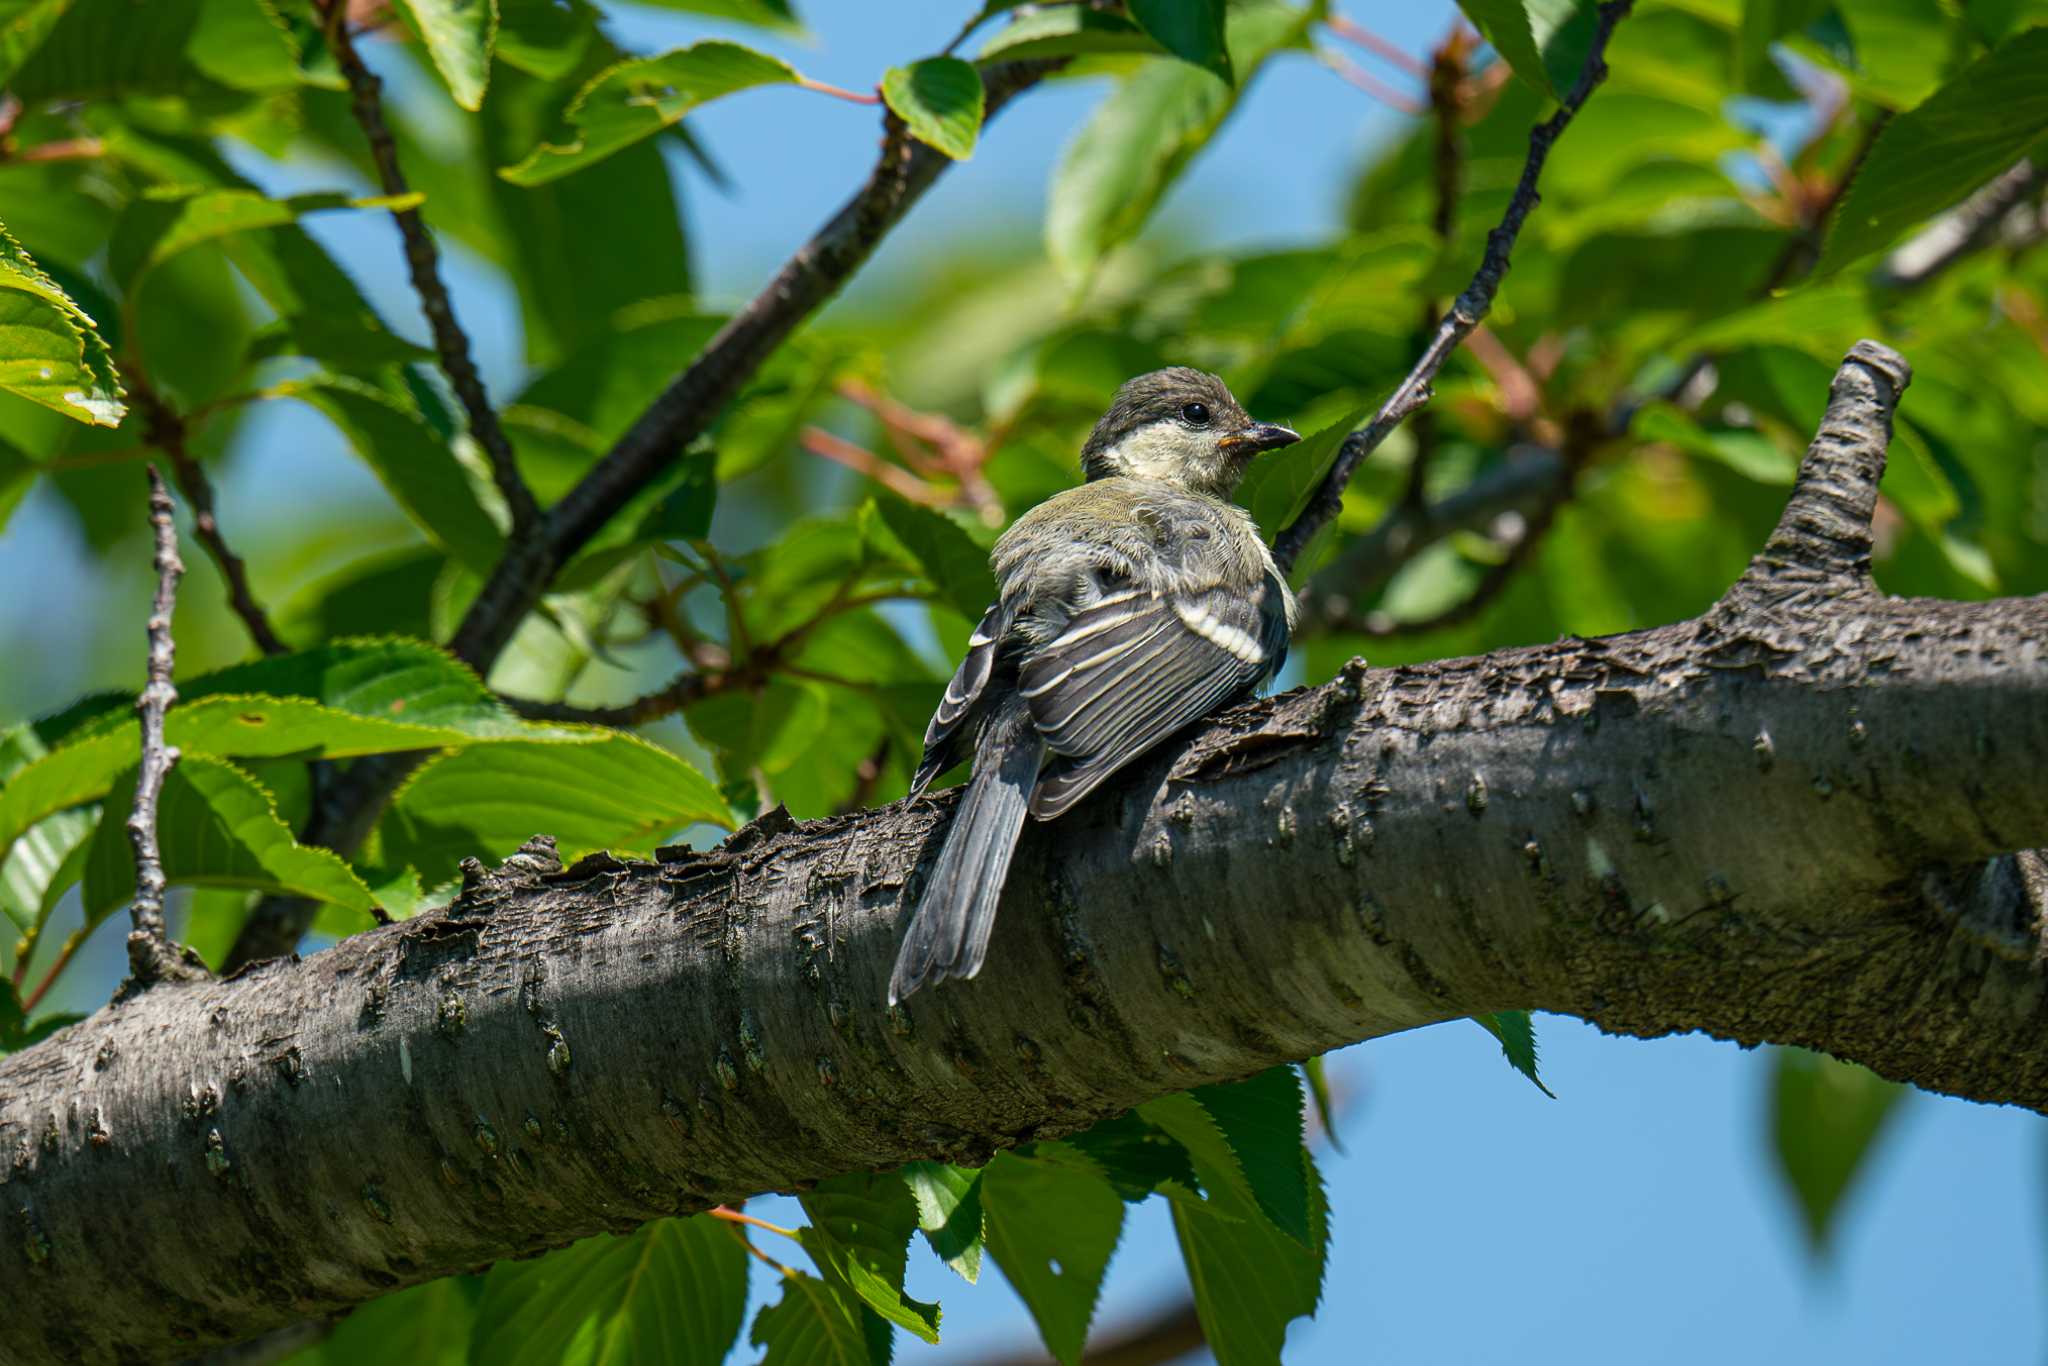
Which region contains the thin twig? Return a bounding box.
[1273,0,1634,574]
[1331,480,1568,638]
[1325,12,1429,78]
[707,1206,801,1240]
[802,426,954,506]
[123,470,207,993]
[796,76,881,105]
[1317,48,1426,114]
[135,381,289,657]
[317,0,539,538]
[1,136,105,164]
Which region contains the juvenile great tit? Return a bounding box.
[889,367,1301,1004]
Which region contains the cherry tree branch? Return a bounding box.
[121,470,207,993]
[1273,0,1634,573]
[317,0,540,537]
[13,344,2048,1362]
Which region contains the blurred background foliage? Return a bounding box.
[0,0,2045,1360]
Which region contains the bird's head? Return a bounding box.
[1079,367,1301,499]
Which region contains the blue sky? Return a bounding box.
[3,2,2042,1361]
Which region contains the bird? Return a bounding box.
[888,367,1302,1004]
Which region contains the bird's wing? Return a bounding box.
[1018,578,1288,819]
[910,599,1011,796]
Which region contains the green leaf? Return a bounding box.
[978,7,1163,62]
[0,806,95,933]
[630,0,803,32]
[294,1274,480,1364]
[868,496,995,619]
[1129,0,1231,81]
[751,1271,873,1365]
[1472,1009,1556,1097]
[1185,1067,1313,1247]
[900,1161,984,1284]
[0,640,596,873]
[0,977,81,1053]
[80,756,377,921]
[108,188,403,298]
[1235,404,1371,545]
[1143,1089,1328,1363]
[1300,1056,1342,1153]
[285,377,506,573]
[0,0,68,87]
[500,41,801,187]
[378,733,733,886]
[555,450,718,591]
[1769,1047,1907,1256]
[481,58,695,365]
[1046,1,1311,288]
[799,1172,940,1348]
[1456,0,1597,96]
[981,1149,1124,1365]
[881,58,984,160]
[394,0,496,111]
[1820,28,2048,275]
[1060,1110,1202,1202]
[1634,403,1797,486]
[496,0,593,79]
[0,218,124,426]
[472,1215,750,1365]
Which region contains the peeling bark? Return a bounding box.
[2,344,2045,1362]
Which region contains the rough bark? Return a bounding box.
[3,344,2046,1362]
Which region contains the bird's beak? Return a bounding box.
[1218,421,1302,457]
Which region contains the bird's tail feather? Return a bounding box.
[888,732,1040,1004]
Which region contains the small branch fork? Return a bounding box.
[122,470,208,994]
[316,0,540,538]
[1273,0,1635,574]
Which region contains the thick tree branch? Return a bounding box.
[10,344,2048,1362]
[319,0,540,538]
[1274,0,1633,573]
[122,470,207,993]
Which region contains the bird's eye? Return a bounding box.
[1180,402,1210,427]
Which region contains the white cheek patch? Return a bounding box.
[1101,424,1202,482]
[1173,600,1266,664]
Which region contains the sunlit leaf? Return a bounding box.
[799,1172,940,1347]
[472,1216,749,1365]
[394,0,495,111]
[1472,1009,1556,1097]
[882,57,984,160]
[80,756,378,921]
[377,733,733,885]
[751,1271,871,1365]
[901,1161,984,1284]
[500,41,801,187]
[0,218,124,426]
[981,1148,1124,1365]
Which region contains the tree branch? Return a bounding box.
[318,0,540,538]
[134,383,287,657]
[122,470,207,994]
[12,344,2048,1362]
[1874,159,2044,291]
[1273,0,1633,573]
[447,58,1058,670]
